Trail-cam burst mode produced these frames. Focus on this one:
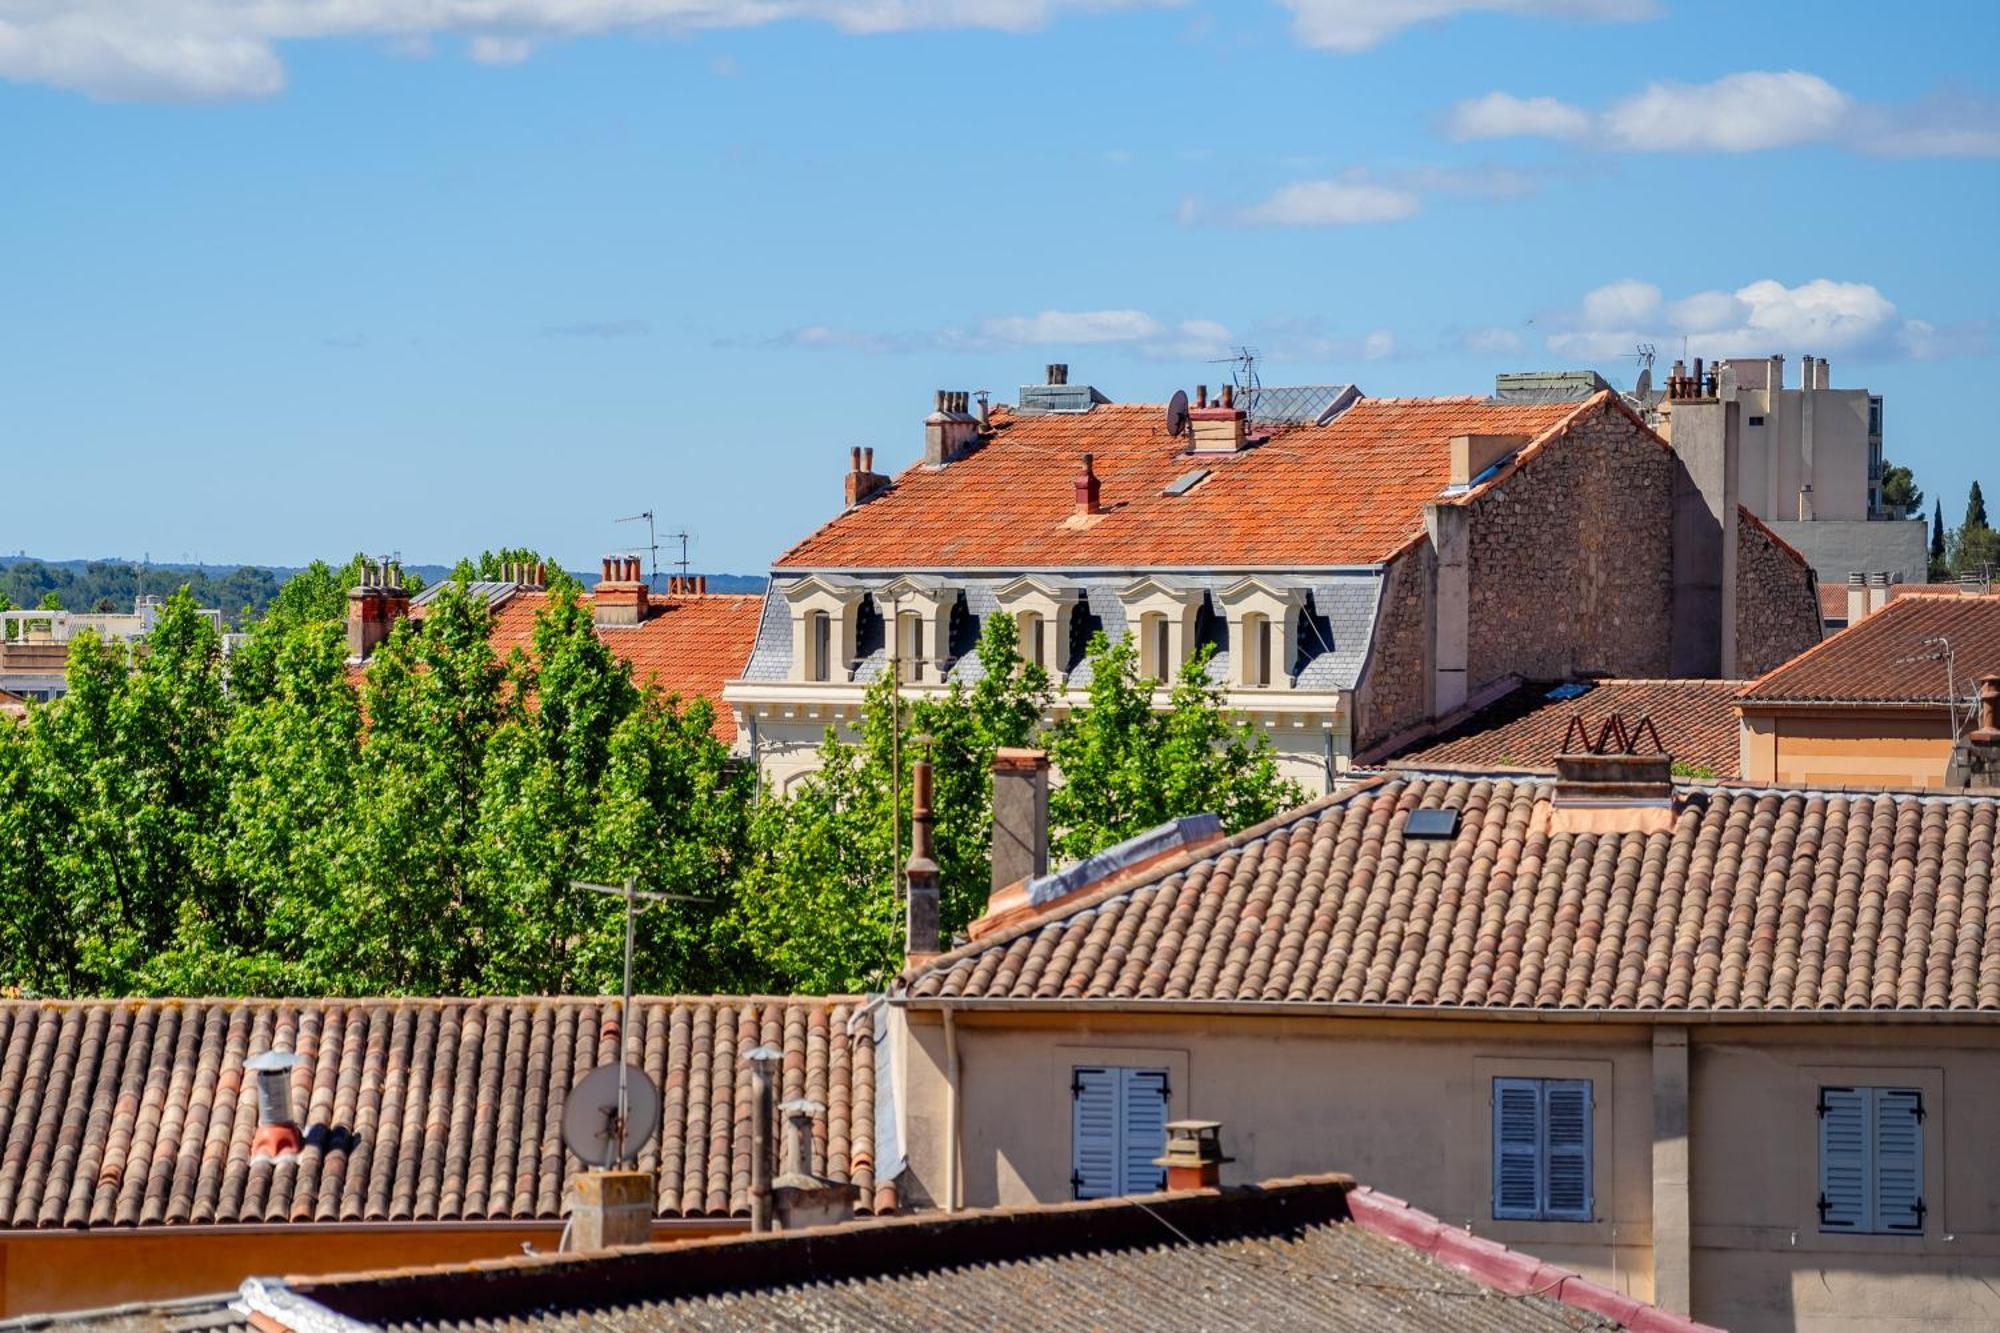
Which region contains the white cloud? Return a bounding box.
[468,35,533,65]
[0,0,1173,101]
[1459,326,1524,355]
[1448,70,1998,157]
[1545,276,1972,362]
[979,309,1164,345]
[1446,92,1591,141]
[1235,178,1421,226]
[1602,71,1850,152]
[1363,329,1397,360]
[1280,0,1654,53]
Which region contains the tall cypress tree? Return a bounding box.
[1968,481,1990,532]
[1931,499,1949,579]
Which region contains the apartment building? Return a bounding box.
[727,368,1822,795]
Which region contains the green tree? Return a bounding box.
[1931,499,1949,581]
[730,613,1049,991]
[1950,522,2000,578]
[15,591,232,992]
[456,547,550,583]
[1969,481,1990,532]
[1880,461,1921,517]
[1047,633,1303,863]
[334,578,511,993]
[37,592,61,611]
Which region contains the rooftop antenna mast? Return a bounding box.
[1901,636,1966,741]
[617,512,660,591]
[1207,345,1261,427]
[1631,342,1657,399]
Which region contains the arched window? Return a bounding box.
[807,610,832,682]
[1242,612,1272,687]
[1139,613,1173,683]
[898,611,926,683]
[1018,611,1045,672]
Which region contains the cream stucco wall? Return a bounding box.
[890,1006,2000,1333]
[1739,706,1956,788]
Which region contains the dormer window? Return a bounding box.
[879,576,956,685]
[1119,577,1203,688]
[1216,578,1305,692]
[897,611,927,683]
[993,576,1082,679]
[782,575,865,685]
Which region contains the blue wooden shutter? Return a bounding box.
[1071,1067,1119,1199]
[1121,1069,1170,1194]
[1873,1089,1925,1234]
[1818,1086,1868,1232]
[1493,1078,1542,1219]
[1543,1081,1593,1221]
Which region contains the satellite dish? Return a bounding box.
[562,1063,661,1169]
[1165,389,1190,438]
[1635,367,1654,399]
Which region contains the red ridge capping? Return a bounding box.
[1346,1186,1723,1333]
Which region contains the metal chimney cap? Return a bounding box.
[245,1051,304,1074]
[743,1044,784,1070]
[779,1099,826,1118]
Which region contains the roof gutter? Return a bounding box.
[890,996,2000,1026]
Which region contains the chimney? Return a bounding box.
[924,390,978,465]
[594,555,649,628]
[1074,452,1102,517]
[745,1044,782,1233]
[1154,1121,1231,1192]
[991,748,1050,893]
[845,444,891,509]
[1551,715,1675,834]
[1666,389,1740,676]
[246,1050,304,1160]
[1868,570,1892,615]
[772,1099,860,1231]
[1448,433,1529,488]
[1846,572,1868,624]
[1816,357,1830,389]
[1798,483,1814,521]
[1188,393,1247,454]
[906,759,941,964]
[1046,363,1068,386]
[566,1169,655,1250]
[345,560,412,661]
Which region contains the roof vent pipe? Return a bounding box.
[1047,363,1068,386]
[247,1050,305,1160]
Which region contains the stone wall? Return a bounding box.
[1465,402,1676,691]
[1735,518,1823,677]
[1353,543,1432,751]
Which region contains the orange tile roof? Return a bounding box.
[903,775,2000,1012]
[1740,591,2000,705]
[775,397,1594,570]
[1391,679,1747,777]
[486,592,763,742]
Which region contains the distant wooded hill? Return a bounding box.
[0,556,766,626]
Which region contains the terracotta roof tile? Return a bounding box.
[1740,592,2000,705]
[485,592,763,743]
[1390,680,1747,778]
[0,996,885,1231]
[903,778,2000,1013]
[774,397,1591,570]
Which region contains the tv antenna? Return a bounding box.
[1900,636,1968,740]
[1208,345,1261,399]
[561,878,714,1169]
[617,512,660,590]
[1632,343,1657,399]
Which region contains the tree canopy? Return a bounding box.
[0,569,1306,1000]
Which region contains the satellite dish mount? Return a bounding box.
[1165,389,1190,438]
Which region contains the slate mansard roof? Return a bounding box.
[902,776,2000,1013]
[0,996,886,1232]
[773,396,1592,571]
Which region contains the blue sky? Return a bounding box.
[3,0,1996,573]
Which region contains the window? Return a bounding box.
[1071,1066,1169,1199]
[1017,611,1044,672]
[1152,617,1171,683]
[897,613,925,683]
[1492,1078,1592,1221]
[1747,414,1766,426]
[807,612,832,682]
[1819,1086,1925,1234]
[1254,616,1272,687]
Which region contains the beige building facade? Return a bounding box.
[885,1006,1998,1333]
[886,770,2000,1333]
